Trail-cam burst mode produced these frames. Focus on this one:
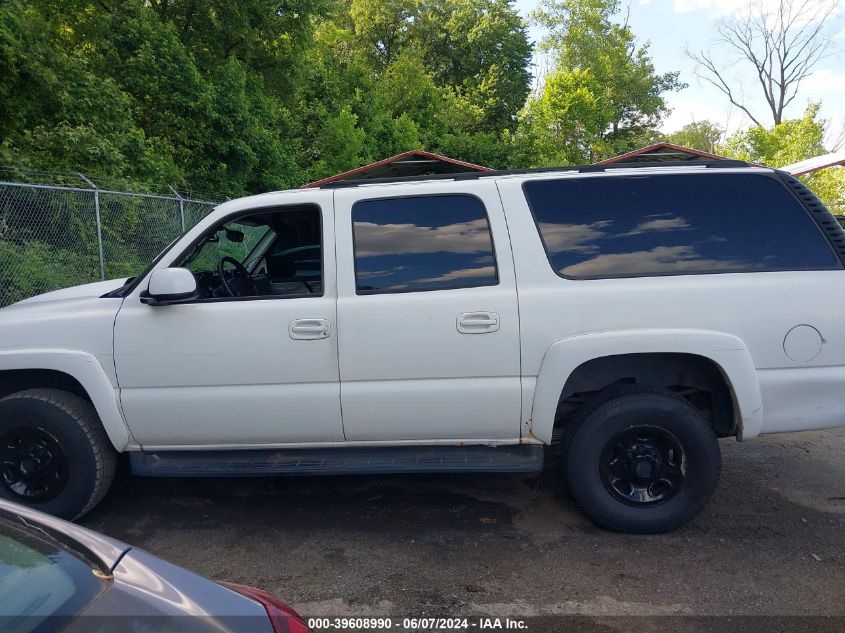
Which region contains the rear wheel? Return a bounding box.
[0,389,116,519]
[563,388,721,533]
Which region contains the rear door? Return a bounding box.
[334,180,522,441]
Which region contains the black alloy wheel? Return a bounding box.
[0,426,70,502]
[599,425,686,507]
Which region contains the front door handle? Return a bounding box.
[289,318,331,340]
[457,312,500,334]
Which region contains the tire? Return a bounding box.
[562,388,721,534]
[0,388,116,520]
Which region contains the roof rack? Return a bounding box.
[319,159,752,189]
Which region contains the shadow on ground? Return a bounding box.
[81,429,845,619]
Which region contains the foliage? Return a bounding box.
[666,121,724,155]
[0,0,539,301]
[0,0,180,185]
[0,239,103,307]
[719,104,845,214]
[415,0,533,131]
[522,0,684,164]
[6,0,842,307]
[0,0,692,185]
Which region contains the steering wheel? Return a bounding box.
[218,256,259,297]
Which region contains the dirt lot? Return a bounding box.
[81,429,845,627]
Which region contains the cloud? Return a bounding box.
[538,220,612,254]
[417,266,497,284]
[673,0,742,14]
[801,68,845,93]
[560,245,752,277]
[357,266,407,278]
[620,215,691,236]
[539,215,690,253]
[354,219,492,257]
[673,0,840,19]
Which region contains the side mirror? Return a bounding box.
[141,268,199,305]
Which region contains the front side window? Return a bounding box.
[352,195,498,294]
[173,205,322,299]
[524,173,841,279]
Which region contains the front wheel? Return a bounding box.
[0,389,116,519]
[563,389,721,534]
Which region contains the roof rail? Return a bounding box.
[319,159,752,189]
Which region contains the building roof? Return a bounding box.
[598,142,733,165]
[302,150,492,188]
[303,143,741,189]
[782,150,845,177]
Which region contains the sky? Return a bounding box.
[512,0,845,142]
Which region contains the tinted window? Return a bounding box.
[352,195,498,294]
[524,173,841,279]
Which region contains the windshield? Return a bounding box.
[0,520,104,633]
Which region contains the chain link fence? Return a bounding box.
[0,170,219,307]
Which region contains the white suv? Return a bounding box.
[1,161,843,533]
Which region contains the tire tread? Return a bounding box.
[0,388,116,519]
[560,385,721,533]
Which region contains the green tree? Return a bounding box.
[720,103,844,214]
[721,104,826,166]
[415,0,533,130]
[527,0,684,162]
[517,67,605,166]
[311,107,369,179]
[350,0,418,66]
[297,0,531,171]
[0,0,179,184]
[666,121,724,154]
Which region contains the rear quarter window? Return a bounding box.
[523,172,842,279]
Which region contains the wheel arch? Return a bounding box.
[0,350,132,451]
[530,329,764,444]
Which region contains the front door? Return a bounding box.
[334,181,522,442]
[114,191,343,448]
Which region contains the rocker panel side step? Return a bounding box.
[129,444,544,477]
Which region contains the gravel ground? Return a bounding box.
[81,428,845,627]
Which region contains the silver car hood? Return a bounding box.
[0,499,128,569]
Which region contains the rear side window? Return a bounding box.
[524,173,841,279]
[352,194,498,294]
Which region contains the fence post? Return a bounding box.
[169,186,185,232]
[79,173,105,281]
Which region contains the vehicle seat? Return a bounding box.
[266,254,309,295]
[266,254,296,280]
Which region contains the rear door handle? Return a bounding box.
[289,318,331,340]
[457,312,500,334]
